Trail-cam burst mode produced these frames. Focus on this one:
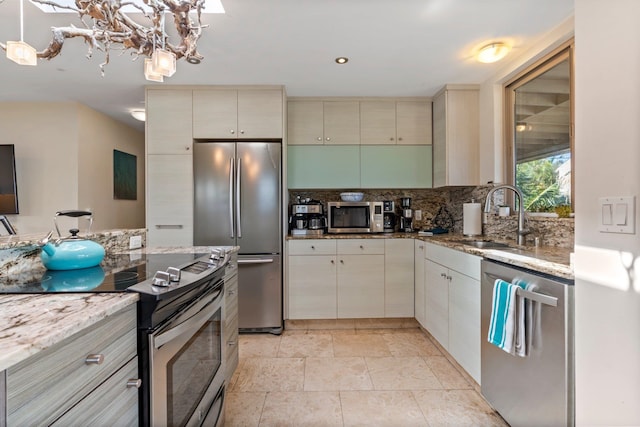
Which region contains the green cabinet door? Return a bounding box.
[288,145,360,189]
[360,145,433,188]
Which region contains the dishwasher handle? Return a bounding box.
[485,271,558,307]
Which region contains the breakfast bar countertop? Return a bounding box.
[0,292,139,372]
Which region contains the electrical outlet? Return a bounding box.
[129,235,142,249]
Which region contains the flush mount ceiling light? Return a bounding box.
[335,57,349,64]
[476,42,511,63]
[5,0,37,66]
[131,109,146,121]
[515,122,527,132]
[0,0,226,80]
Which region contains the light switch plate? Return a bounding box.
[599,196,635,234]
[129,235,143,249]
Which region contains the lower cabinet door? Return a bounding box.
[288,255,337,319]
[425,259,449,349]
[337,254,385,318]
[52,357,139,426]
[448,270,481,383]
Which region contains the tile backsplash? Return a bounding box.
[289,186,574,249]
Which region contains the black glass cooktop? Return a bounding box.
[0,253,209,294]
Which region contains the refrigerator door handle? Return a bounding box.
[229,157,235,238]
[238,258,275,264]
[236,157,242,238]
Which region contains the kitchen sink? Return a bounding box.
[453,240,511,249]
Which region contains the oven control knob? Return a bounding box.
[152,271,171,287]
[166,267,181,282]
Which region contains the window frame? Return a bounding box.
[504,40,575,212]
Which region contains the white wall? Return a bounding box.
[574,0,640,424]
[77,104,145,230]
[478,18,574,184]
[0,102,144,235]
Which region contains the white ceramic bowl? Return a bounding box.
[340,192,364,202]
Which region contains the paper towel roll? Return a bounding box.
[463,203,482,236]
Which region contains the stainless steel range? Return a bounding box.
[130,250,230,427]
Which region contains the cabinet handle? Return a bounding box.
[359,245,364,249]
[419,245,424,249]
[447,275,452,281]
[227,290,235,296]
[185,146,191,151]
[440,273,447,278]
[85,354,104,365]
[330,259,335,264]
[311,245,315,249]
[228,340,237,346]
[230,129,235,134]
[390,137,394,141]
[340,259,344,264]
[317,137,322,141]
[127,379,142,388]
[240,130,245,134]
[325,137,331,141]
[398,137,403,141]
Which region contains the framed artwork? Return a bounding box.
[113,149,137,200]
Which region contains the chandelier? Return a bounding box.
[0,0,216,82]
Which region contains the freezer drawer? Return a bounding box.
[238,254,282,334]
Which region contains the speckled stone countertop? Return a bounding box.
[287,232,573,280]
[0,293,138,372]
[0,245,239,372]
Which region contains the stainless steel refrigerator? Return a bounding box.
[194,141,282,334]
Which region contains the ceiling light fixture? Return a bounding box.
[335,57,349,64]
[5,0,37,66]
[0,0,223,79]
[131,109,146,122]
[476,42,511,63]
[515,122,527,132]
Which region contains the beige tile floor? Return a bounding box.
[225,327,508,426]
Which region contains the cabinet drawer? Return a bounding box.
[288,239,336,255]
[424,242,481,279]
[224,312,239,379]
[51,357,139,427]
[7,304,137,426]
[337,239,385,255]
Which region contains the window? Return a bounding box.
[505,42,574,213]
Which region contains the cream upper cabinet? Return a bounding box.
[360,100,432,145]
[146,89,193,154]
[287,100,360,145]
[396,101,432,145]
[193,88,283,139]
[432,85,480,187]
[360,101,397,145]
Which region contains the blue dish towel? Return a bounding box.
[487,279,522,355]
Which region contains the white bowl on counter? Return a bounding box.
[340,192,364,202]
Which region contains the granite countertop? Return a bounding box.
[0,293,138,372]
[0,245,239,372]
[287,232,573,280]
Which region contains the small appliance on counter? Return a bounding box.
[399,197,413,232]
[289,199,326,236]
[383,200,396,232]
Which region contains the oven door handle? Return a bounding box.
[153,287,223,350]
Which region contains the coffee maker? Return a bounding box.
[289,199,326,236]
[399,197,413,232]
[383,200,396,233]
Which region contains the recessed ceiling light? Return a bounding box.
[335,57,349,64]
[476,42,511,63]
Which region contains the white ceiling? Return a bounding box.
[0,0,574,132]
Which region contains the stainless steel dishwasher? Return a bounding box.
[481,259,574,427]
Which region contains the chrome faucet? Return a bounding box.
[483,185,529,245]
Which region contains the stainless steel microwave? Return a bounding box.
[327,201,384,233]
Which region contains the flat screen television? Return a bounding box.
[0,144,19,214]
